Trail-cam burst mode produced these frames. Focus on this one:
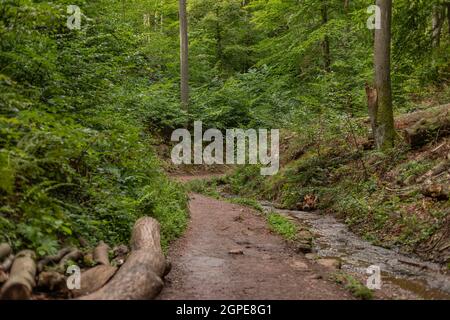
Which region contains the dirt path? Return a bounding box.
[159,193,352,300]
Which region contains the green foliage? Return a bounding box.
[0,0,188,255]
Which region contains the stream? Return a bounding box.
[260,202,450,300]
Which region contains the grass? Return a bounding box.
[332,272,374,300]
[184,179,221,199]
[267,212,298,241]
[185,178,264,212]
[228,197,263,212]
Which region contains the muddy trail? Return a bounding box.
[159,175,450,300]
[159,193,352,300]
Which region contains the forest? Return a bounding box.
[0,0,449,301]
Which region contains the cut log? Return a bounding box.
[93,241,110,266]
[72,265,117,297]
[37,271,66,292]
[37,247,73,273]
[0,270,8,284]
[401,105,450,148]
[421,183,449,200]
[395,104,450,129]
[79,217,166,300]
[0,254,14,272]
[0,250,36,300]
[0,243,12,262]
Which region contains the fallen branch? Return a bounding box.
[79,217,167,300]
[58,249,83,272]
[37,247,73,273]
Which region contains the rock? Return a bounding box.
[317,258,341,270]
[228,249,244,255]
[295,241,312,254]
[290,260,308,270]
[297,230,313,241]
[305,253,318,260]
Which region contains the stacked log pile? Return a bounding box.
[0,217,169,300]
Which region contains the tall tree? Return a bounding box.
[321,1,331,72]
[179,0,189,109]
[432,3,445,48]
[374,0,394,149]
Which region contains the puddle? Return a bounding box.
[260,203,450,300]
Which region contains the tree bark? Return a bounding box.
[374,0,394,150]
[344,0,350,13]
[321,1,331,72]
[179,0,189,109]
[365,83,378,140]
[432,4,445,48]
[78,217,167,300]
[0,250,36,300]
[447,2,450,35]
[215,6,223,69]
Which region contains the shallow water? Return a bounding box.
[260,203,450,300]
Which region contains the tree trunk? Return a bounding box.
[374,0,394,150]
[321,1,331,72]
[179,0,189,109]
[78,217,168,300]
[215,6,223,69]
[344,0,350,13]
[432,4,445,48]
[447,2,450,35]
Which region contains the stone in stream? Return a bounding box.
[305,253,318,260]
[295,242,312,254]
[317,258,342,270]
[228,249,244,255]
